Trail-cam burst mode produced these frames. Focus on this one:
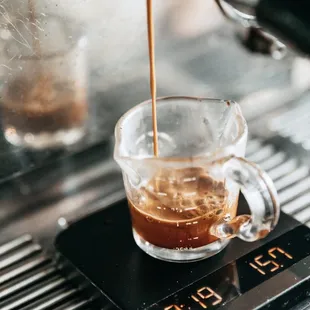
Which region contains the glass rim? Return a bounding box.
[114,96,247,161]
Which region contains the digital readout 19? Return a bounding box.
[164,287,222,310]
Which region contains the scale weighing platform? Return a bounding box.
[55,198,310,310]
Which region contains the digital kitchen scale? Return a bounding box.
[55,198,310,310]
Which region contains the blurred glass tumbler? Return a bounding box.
[114,97,280,262]
[1,15,88,149]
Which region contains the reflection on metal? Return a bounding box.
[246,138,310,225]
[0,141,122,309]
[216,0,258,27]
[0,235,98,310]
[269,94,310,151]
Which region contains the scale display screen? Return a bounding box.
[154,225,310,309]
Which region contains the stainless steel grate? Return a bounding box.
[246,138,310,226]
[0,235,97,310]
[269,95,310,150]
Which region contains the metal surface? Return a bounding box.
[245,137,310,225]
[0,235,97,310]
[269,93,310,151]
[0,140,123,250]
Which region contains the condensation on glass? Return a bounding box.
[0,2,88,149]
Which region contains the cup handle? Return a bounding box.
[210,157,280,242]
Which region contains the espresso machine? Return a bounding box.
[216,0,310,57]
[0,1,310,309]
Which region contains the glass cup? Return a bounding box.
[114,96,280,263]
[0,14,88,149]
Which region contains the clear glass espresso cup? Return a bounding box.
[114,96,280,263]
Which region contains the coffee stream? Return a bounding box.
[146,0,159,156]
[138,1,233,249]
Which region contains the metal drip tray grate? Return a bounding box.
[0,235,96,310]
[269,94,310,151]
[246,138,310,225]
